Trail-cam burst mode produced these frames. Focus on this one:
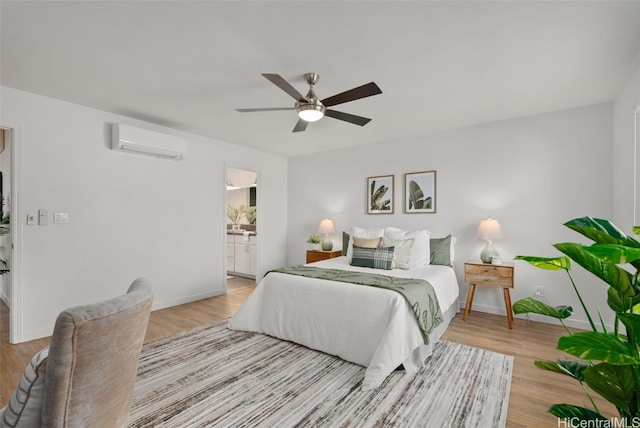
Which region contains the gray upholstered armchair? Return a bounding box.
[0,278,153,428]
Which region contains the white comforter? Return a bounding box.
[228,256,460,390]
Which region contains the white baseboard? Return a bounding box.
[151,289,226,311]
[461,300,601,331]
[18,326,55,343]
[15,288,228,344]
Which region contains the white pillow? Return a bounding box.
[381,236,415,269]
[450,236,457,263]
[384,227,431,267]
[346,226,385,261]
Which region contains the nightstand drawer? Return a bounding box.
[306,250,342,263]
[464,263,513,288]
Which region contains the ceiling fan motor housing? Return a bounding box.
[296,73,325,122]
[304,72,320,86]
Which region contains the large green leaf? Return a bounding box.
[583,363,635,415]
[558,332,640,365]
[565,217,640,248]
[618,313,640,346]
[534,360,566,375]
[608,287,629,313]
[549,404,608,422]
[566,217,640,271]
[535,359,589,381]
[513,297,573,319]
[556,359,590,381]
[554,242,635,297]
[583,244,640,265]
[514,255,570,270]
[608,289,640,315]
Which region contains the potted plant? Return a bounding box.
[512,217,640,424]
[227,204,246,231]
[245,207,256,225]
[306,233,322,250]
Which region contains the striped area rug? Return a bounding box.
[129,320,513,427]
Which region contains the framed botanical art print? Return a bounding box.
[367,175,394,214]
[404,170,436,213]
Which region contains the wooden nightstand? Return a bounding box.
[306,250,342,264]
[463,260,515,329]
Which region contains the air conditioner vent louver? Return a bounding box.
[111,124,187,161]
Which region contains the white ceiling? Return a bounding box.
[2,1,640,158]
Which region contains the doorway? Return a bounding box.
[0,127,17,344]
[226,167,258,291]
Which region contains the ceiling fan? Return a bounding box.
[236,73,382,133]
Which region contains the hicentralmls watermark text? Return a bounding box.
[558,417,640,428]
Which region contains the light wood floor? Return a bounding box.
[1,282,616,427]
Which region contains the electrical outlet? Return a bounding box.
[54,212,70,224]
[535,286,544,297]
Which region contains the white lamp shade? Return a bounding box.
[476,218,503,241]
[318,218,335,234]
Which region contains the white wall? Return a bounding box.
[613,63,640,231]
[288,103,613,329]
[0,87,288,343]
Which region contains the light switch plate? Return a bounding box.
[26,213,36,225]
[38,209,48,226]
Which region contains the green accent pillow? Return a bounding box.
[351,245,394,270]
[430,235,453,266]
[342,232,350,256]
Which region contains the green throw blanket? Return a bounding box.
[269,266,443,344]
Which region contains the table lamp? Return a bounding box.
[318,218,335,251]
[476,217,503,263]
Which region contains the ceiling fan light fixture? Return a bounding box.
[297,102,326,122]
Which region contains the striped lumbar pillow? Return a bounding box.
[351,245,394,270]
[0,346,48,427]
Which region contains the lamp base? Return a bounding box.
[321,238,333,251]
[480,241,499,263]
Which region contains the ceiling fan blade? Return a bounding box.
[236,107,294,112]
[321,82,382,107]
[324,109,372,126]
[262,73,307,102]
[292,119,308,133]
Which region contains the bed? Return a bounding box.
[228,230,460,391]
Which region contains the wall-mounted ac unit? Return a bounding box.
[111,123,187,160]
